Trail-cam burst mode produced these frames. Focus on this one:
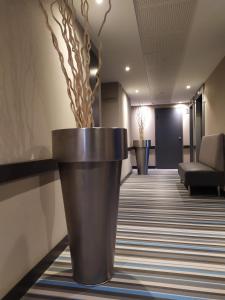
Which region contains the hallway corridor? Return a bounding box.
[23,170,225,300]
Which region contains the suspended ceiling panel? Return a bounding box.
[81,0,151,105]
[134,0,197,104]
[133,0,225,105]
[75,0,225,106]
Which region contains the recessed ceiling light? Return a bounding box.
[125,66,131,72]
[135,89,139,94]
[90,68,98,76]
[96,0,103,4]
[186,85,191,89]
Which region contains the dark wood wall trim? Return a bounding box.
[0,159,58,184]
[132,166,156,169]
[0,147,190,184]
[128,146,156,151]
[3,236,68,300]
[129,146,190,151]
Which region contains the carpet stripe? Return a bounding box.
[23,170,225,299]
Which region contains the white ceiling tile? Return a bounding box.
[83,0,225,105]
[134,0,197,103]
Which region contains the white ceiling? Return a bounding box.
[83,0,225,106]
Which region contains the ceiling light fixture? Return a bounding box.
[135,89,139,94]
[125,66,131,72]
[96,0,103,4]
[186,85,191,89]
[175,104,189,115]
[90,68,98,77]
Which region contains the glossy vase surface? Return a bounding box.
[133,140,151,175]
[52,128,127,285]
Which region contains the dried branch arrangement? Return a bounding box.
[39,0,111,127]
[136,106,145,141]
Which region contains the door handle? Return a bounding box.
[178,136,182,141]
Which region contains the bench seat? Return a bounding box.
[178,162,224,187]
[178,133,225,195]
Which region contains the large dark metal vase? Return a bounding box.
[133,140,151,175]
[52,128,127,285]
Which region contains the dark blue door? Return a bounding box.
[155,108,183,169]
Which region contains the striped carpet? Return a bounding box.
[23,170,225,300]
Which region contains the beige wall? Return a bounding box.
[131,105,190,167]
[0,173,66,298]
[204,56,225,135]
[0,0,79,297]
[102,83,132,180]
[0,0,78,165]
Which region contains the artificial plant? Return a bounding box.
[39,0,111,127]
[136,106,145,141]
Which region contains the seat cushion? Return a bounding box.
[178,162,224,187]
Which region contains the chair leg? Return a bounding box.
[188,185,192,196]
[217,186,221,197]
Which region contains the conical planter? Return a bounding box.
[52,128,127,285]
[133,140,151,175]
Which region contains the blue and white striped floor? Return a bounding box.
[23,170,225,299]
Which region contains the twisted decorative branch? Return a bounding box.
[136,106,145,141]
[39,0,111,127]
[98,0,111,36]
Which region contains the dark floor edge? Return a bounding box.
[120,170,132,185]
[3,236,68,300]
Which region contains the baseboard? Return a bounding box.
[132,166,156,169]
[120,170,132,185]
[3,236,68,300]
